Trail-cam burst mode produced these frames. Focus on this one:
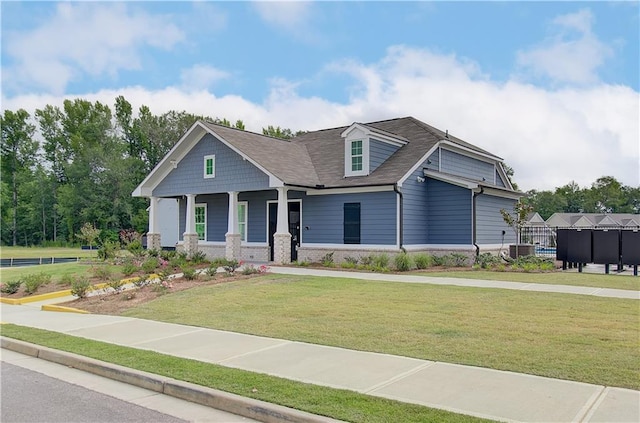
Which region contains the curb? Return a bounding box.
[1,337,342,423]
[41,304,90,314]
[0,282,111,306]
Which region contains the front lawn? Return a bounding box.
[417,270,640,291]
[123,274,640,390]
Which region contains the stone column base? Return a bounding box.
[183,233,199,257]
[146,233,161,252]
[273,232,292,264]
[225,233,242,261]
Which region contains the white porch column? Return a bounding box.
[147,196,161,251]
[225,191,241,260]
[183,194,198,256]
[273,187,291,264]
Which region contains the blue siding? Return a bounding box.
[425,149,439,172]
[426,179,472,244]
[239,191,276,243]
[403,161,429,245]
[153,134,270,197]
[476,195,517,244]
[304,191,397,245]
[440,149,494,183]
[369,139,400,172]
[495,170,506,188]
[178,194,228,241]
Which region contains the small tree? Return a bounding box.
[500,201,533,257]
[77,222,100,250]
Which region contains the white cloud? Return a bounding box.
[3,2,184,94]
[516,9,613,85]
[180,65,229,91]
[252,1,313,30]
[2,46,637,192]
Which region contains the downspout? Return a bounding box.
[394,184,404,252]
[472,186,484,261]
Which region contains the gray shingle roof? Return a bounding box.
[202,116,505,189]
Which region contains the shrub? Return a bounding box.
[107,278,125,294]
[126,239,144,256]
[223,259,241,274]
[475,253,501,269]
[1,280,21,294]
[360,255,374,267]
[152,280,173,295]
[59,273,76,286]
[511,255,555,272]
[133,275,152,288]
[341,261,357,269]
[160,250,176,261]
[394,252,414,272]
[181,265,197,280]
[71,277,92,299]
[92,265,113,280]
[121,260,138,276]
[413,254,433,269]
[372,253,390,270]
[147,248,160,257]
[190,250,207,264]
[142,257,159,274]
[97,240,120,261]
[320,252,334,267]
[23,273,51,295]
[292,260,310,267]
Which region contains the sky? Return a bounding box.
[1,1,638,192]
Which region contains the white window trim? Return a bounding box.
[238,201,248,242]
[203,154,216,179]
[344,138,369,177]
[195,203,207,241]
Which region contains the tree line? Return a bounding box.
[1,96,638,247]
[523,177,639,220]
[0,96,297,246]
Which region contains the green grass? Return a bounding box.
[0,324,492,423]
[417,270,640,291]
[123,274,640,390]
[0,262,122,284]
[0,246,97,259]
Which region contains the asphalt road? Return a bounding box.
[1,352,257,423]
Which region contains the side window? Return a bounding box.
[238,201,248,242]
[204,155,215,178]
[195,204,206,240]
[344,202,361,244]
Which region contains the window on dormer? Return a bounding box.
[351,140,363,172]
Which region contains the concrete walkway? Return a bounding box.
[1,299,638,423]
[270,266,640,300]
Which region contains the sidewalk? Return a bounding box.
[270,266,640,300]
[1,299,638,423]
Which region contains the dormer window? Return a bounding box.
[351,140,363,172]
[342,123,407,178]
[344,137,369,177]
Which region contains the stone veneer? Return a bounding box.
[273,233,292,264]
[146,233,161,251]
[182,233,199,257]
[225,234,241,261]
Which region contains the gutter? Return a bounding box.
[472,186,484,260]
[394,184,404,252]
[283,182,397,190]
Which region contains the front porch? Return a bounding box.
[146,187,296,264]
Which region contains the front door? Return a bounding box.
[268,202,300,262]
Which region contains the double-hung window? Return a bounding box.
[195,205,206,241]
[351,140,363,172]
[237,201,248,242]
[204,155,215,178]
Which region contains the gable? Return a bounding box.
[153,133,270,197]
[440,148,495,183]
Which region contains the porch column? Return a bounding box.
[273,187,291,264]
[183,194,199,256]
[225,191,241,261]
[147,196,161,251]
